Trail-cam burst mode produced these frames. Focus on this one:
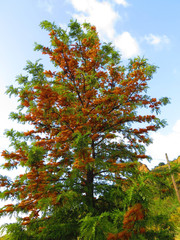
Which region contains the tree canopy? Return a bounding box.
[0,20,174,240]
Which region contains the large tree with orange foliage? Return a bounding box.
[0,20,170,239]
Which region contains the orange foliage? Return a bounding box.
[0,20,166,226]
[107,233,118,240]
[107,204,146,240]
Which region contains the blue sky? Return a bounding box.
[0,0,180,228]
[1,0,180,169]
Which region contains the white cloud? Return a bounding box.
[70,0,119,39]
[114,32,140,58]
[144,34,170,46]
[69,0,140,59]
[145,120,180,169]
[113,0,129,7]
[59,23,68,30]
[172,119,180,133]
[38,0,54,13]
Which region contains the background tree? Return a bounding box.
[0,20,170,239]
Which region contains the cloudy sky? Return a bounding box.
[0,0,180,228]
[1,0,180,169]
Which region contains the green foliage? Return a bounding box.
[79,212,114,240]
[72,131,91,151]
[158,162,165,167]
[27,145,45,166]
[0,18,174,240]
[1,222,33,240]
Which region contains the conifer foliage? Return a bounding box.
[0,20,170,239]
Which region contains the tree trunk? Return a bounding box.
[165,153,180,204]
[85,140,95,209]
[86,168,94,209]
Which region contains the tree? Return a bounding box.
[158,162,165,167]
[0,20,170,239]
